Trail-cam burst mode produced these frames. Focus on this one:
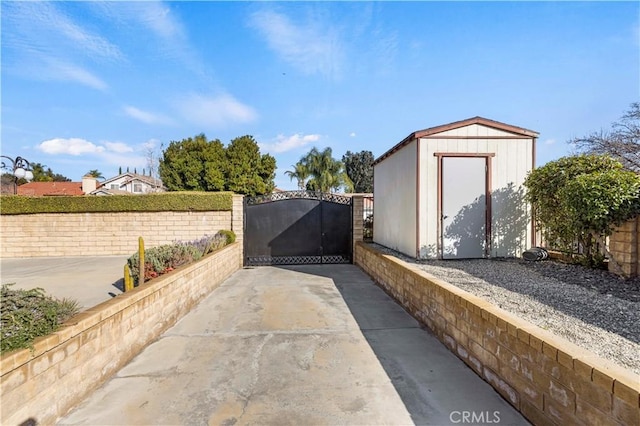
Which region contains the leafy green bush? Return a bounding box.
[524,154,640,266]
[1,284,80,354]
[363,214,373,240]
[216,229,236,245]
[127,231,234,284]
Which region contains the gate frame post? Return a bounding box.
[351,195,364,264]
[233,194,244,267]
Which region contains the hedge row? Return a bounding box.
[0,192,234,215]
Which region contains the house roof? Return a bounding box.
[17,181,84,196]
[374,116,539,165]
[99,172,163,189]
[90,188,131,196]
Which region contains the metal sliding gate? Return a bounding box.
[244,191,352,266]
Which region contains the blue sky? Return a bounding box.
[2,1,638,190]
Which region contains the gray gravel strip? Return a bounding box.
[369,244,640,375]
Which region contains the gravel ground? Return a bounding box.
[369,244,640,375]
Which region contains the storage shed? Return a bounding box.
[373,116,538,259]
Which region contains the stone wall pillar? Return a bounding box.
[352,195,364,255]
[608,216,639,278]
[232,194,244,267]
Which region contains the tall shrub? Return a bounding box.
[524,154,640,266]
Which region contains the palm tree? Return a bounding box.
[85,169,105,180]
[302,147,353,193]
[284,162,310,190]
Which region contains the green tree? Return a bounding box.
[524,154,640,266]
[30,163,53,182]
[342,150,374,193]
[225,135,276,196]
[159,133,226,191]
[571,103,640,171]
[51,173,71,182]
[301,147,353,193]
[18,162,70,183]
[284,162,310,190]
[85,169,104,180]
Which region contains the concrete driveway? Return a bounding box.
[59,264,527,425]
[1,256,128,310]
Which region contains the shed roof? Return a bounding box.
[374,116,539,165]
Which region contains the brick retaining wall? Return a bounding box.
[0,211,231,257]
[355,242,640,425]
[0,194,245,258]
[0,243,241,425]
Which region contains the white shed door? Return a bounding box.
[441,157,487,259]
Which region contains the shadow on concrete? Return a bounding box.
[278,264,529,426]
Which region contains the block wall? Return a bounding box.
[355,242,640,425]
[352,195,364,249]
[608,216,640,278]
[232,194,244,266]
[0,243,241,426]
[1,210,235,258]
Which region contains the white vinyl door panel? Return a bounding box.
[441,157,487,259]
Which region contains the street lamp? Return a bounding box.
[1,155,34,194]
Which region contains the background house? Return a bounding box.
[13,173,165,196]
[373,116,538,259]
[91,172,164,195]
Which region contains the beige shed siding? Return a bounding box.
[434,124,522,138]
[374,139,417,257]
[420,124,534,258]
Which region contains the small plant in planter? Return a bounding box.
[217,229,236,245]
[127,230,236,285]
[1,284,80,354]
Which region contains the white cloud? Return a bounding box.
[177,94,258,128]
[104,142,134,153]
[93,1,184,42]
[52,13,123,62]
[2,2,119,90]
[259,133,321,153]
[46,60,109,91]
[137,2,184,40]
[373,30,398,75]
[544,139,557,145]
[37,138,138,157]
[38,138,106,156]
[349,132,357,137]
[36,138,146,171]
[249,9,344,79]
[3,2,123,62]
[92,1,204,76]
[123,106,171,125]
